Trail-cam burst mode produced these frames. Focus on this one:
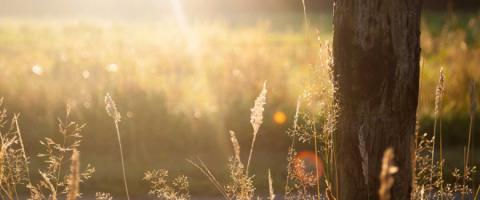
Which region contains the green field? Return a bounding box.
[0,12,479,197]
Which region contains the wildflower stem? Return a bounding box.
[465,82,476,191]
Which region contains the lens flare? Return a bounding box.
[294,151,324,183]
[273,111,287,125]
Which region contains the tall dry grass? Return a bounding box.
[143,169,190,200]
[246,82,267,175]
[0,100,94,200]
[0,63,477,200]
[186,82,267,200]
[413,69,478,200]
[104,93,130,200]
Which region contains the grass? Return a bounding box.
[0,12,478,199]
[104,93,130,200]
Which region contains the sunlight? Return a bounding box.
[294,151,324,182]
[273,111,287,125]
[82,70,90,79]
[32,64,43,75]
[106,64,118,72]
[169,0,188,33]
[169,0,199,53]
[0,1,476,198]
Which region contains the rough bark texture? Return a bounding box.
[332,0,421,200]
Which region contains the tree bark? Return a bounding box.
[332,1,421,200]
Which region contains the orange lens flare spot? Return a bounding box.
[273,111,287,125]
[294,151,324,183]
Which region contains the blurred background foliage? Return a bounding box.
[0,0,479,197]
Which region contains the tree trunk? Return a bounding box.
[332,1,421,200]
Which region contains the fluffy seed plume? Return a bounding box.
[434,67,445,117]
[379,148,398,200]
[250,81,267,135]
[293,97,301,131]
[104,93,130,200]
[105,93,121,122]
[430,67,445,189]
[229,130,242,167]
[246,81,267,175]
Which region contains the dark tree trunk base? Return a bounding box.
[332,0,421,199]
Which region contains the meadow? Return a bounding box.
[0,12,479,198]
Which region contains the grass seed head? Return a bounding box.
[250,82,267,135]
[105,93,121,122]
[229,130,242,167]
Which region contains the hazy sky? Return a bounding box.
[0,0,319,20]
[0,0,475,20]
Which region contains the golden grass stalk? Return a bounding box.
[105,93,130,200]
[40,171,58,200]
[465,81,476,169]
[462,147,467,200]
[325,180,336,200]
[268,169,275,200]
[463,81,476,199]
[284,97,300,197]
[475,185,480,200]
[378,148,398,200]
[12,114,31,182]
[312,114,320,199]
[430,67,445,190]
[293,97,301,131]
[187,158,229,200]
[420,185,425,200]
[246,82,267,175]
[67,150,80,200]
[0,135,17,200]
